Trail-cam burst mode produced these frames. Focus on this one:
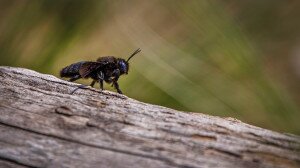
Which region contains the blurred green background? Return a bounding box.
[0,0,299,134]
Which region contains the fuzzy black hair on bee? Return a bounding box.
[60,48,141,94]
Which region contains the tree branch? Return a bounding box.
[0,66,299,168]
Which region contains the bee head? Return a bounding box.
[119,48,141,75]
[118,59,129,74]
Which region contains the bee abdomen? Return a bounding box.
[60,61,86,77]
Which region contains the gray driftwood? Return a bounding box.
[0,66,299,168]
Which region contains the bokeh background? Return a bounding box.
[0,0,299,134]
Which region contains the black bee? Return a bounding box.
[60,48,141,94]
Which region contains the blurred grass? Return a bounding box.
[0,0,299,134]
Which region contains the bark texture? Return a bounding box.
[0,66,299,168]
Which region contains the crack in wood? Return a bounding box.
[204,147,242,159]
[0,156,37,168]
[0,121,186,168]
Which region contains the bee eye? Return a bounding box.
[119,61,127,73]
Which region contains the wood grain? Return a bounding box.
[0,66,299,168]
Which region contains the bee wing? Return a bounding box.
[79,62,104,78]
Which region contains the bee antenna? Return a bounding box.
[126,48,141,62]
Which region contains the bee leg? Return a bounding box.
[97,71,104,91]
[90,80,96,88]
[99,80,104,91]
[70,80,97,95]
[110,69,121,93]
[113,81,122,94]
[70,84,87,94]
[69,75,81,82]
[68,75,85,94]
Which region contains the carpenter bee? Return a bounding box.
[60,48,141,94]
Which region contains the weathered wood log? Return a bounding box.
[0,66,299,168]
